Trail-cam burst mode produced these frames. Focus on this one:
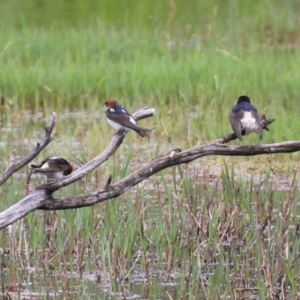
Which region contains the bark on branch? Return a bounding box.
[0,112,56,186]
[0,107,156,228]
[0,108,291,230]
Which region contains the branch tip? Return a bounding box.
[0,112,57,186]
[45,111,57,135]
[6,150,16,170]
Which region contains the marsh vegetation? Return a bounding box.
[0,0,300,299]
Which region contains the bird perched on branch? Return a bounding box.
[229,95,263,141]
[104,99,152,137]
[30,157,73,182]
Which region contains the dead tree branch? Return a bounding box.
[0,107,156,228]
[0,112,56,186]
[0,109,290,230]
[214,111,276,144]
[40,140,300,210]
[42,106,157,192]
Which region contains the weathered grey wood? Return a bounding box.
[40,107,157,192]
[0,190,53,227]
[0,107,155,228]
[0,112,56,185]
[40,140,300,210]
[0,109,286,230]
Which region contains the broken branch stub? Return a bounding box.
[0,112,56,186]
[0,109,285,230]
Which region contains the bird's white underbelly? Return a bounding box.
[34,170,63,180]
[241,112,259,134]
[41,162,50,169]
[50,172,64,179]
[107,118,133,131]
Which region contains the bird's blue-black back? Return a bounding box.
[43,157,69,166]
[110,104,131,116]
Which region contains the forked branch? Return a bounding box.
[0,109,294,230]
[0,112,56,186]
[41,140,299,210]
[0,107,156,228]
[215,111,276,144]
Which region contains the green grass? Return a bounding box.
[1,0,300,298]
[0,1,299,145]
[1,160,300,298]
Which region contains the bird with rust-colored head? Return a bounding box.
[30,157,73,182]
[229,95,263,141]
[104,99,151,137]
